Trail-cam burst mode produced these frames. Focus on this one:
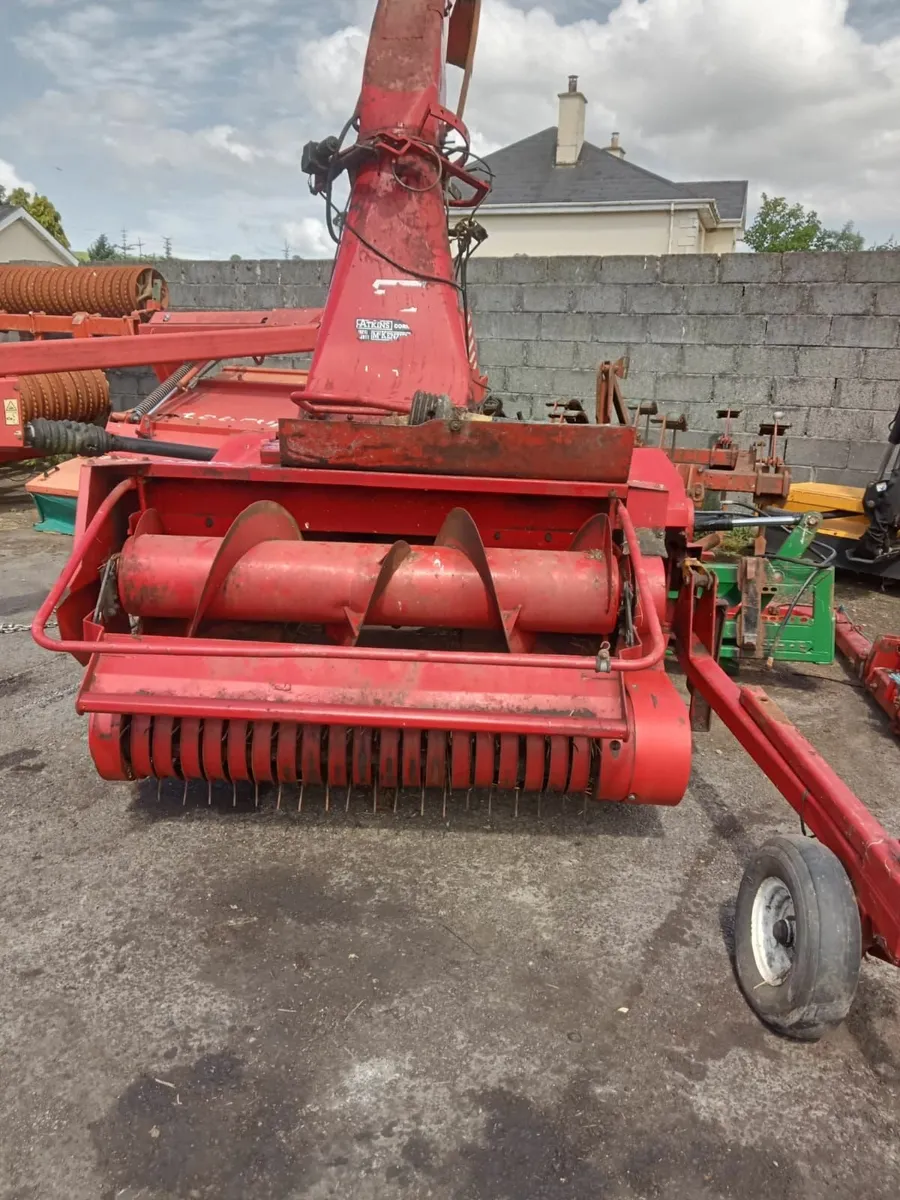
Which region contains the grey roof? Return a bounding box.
[0,204,19,223]
[680,180,747,222]
[478,127,746,221]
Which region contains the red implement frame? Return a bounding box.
[676,566,900,964]
[0,311,145,339]
[2,0,899,1012]
[836,609,900,737]
[670,445,791,506]
[598,363,792,506]
[0,317,321,376]
[0,308,324,461]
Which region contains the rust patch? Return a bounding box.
[280,419,635,483]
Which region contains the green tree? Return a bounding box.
[87,233,117,261]
[6,186,70,248]
[814,221,865,252]
[745,193,864,253]
[230,253,242,261]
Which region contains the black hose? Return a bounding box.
[26,418,216,462]
[323,112,360,245]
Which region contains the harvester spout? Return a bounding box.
[299,0,489,416]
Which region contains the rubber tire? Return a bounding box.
[734,835,861,1041]
[409,391,452,425]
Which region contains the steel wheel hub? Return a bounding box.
[750,876,796,986]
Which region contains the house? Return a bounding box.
[0,204,77,265]
[469,77,747,257]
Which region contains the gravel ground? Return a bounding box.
[1,482,899,1200]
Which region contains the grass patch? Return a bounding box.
[717,527,757,557]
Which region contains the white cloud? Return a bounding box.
[0,158,35,195]
[201,125,260,164]
[283,217,333,257]
[2,0,900,255]
[295,25,369,123]
[292,0,900,240]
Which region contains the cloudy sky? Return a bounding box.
[1,0,899,258]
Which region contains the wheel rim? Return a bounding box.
[750,876,796,985]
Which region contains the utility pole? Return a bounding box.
[118,228,135,259]
[135,237,144,258]
[283,239,291,260]
[163,236,173,259]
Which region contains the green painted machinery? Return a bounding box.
[671,512,836,666]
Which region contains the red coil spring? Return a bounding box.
[0,265,168,317]
[16,370,110,423]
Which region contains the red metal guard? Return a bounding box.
[835,609,900,736]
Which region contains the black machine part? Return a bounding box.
[301,136,341,194]
[26,418,216,462]
[852,401,900,563]
[693,511,803,533]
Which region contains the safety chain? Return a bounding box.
[0,620,56,635]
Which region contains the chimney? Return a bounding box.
[555,75,587,167]
[604,131,626,159]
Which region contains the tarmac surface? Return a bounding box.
[1,476,899,1200]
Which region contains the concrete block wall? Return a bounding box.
[125,252,900,485]
[465,252,900,487]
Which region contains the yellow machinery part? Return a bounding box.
[785,481,865,514]
[814,515,870,541]
[785,481,868,542]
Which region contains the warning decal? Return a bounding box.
[4,398,19,426]
[356,317,412,343]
